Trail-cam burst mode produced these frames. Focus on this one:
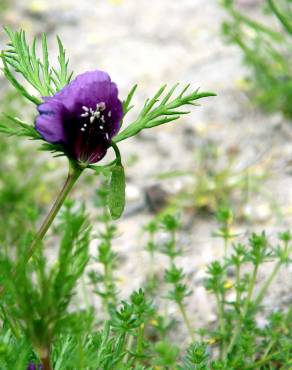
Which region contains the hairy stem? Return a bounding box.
[28,160,83,260]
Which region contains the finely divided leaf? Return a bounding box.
[114,84,216,143]
[1,28,73,102]
[0,115,41,139]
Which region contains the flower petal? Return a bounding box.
[55,71,114,112]
[35,98,69,143]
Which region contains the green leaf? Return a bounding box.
[268,0,292,35]
[0,115,41,139]
[1,28,72,102]
[114,85,216,143]
[122,84,138,118]
[108,163,126,220]
[1,53,42,105]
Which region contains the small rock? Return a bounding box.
[144,184,169,213]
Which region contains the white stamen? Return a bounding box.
[84,124,87,127]
[81,128,85,132]
[99,102,106,111]
[80,102,107,126]
[99,125,104,130]
[105,133,109,140]
[108,111,112,117]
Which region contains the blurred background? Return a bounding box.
[0,0,292,327]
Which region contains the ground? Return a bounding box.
[1,0,292,343]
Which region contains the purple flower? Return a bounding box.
[35,70,123,164]
[27,362,42,370]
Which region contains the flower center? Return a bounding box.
[79,102,112,139]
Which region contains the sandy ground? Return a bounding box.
[1,0,292,342]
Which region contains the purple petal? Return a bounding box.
[27,363,36,370]
[35,98,69,143]
[55,71,114,112]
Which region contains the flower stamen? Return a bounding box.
[80,102,107,130]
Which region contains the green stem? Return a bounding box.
[262,338,276,359]
[246,265,258,304]
[28,160,83,260]
[170,230,176,263]
[254,241,289,307]
[103,262,116,313]
[124,334,134,364]
[215,291,226,358]
[148,250,155,290]
[136,323,145,358]
[178,302,195,341]
[220,234,229,357]
[111,141,122,164]
[102,263,110,313]
[254,262,281,307]
[235,264,241,308]
[223,236,228,259]
[0,306,20,339]
[245,351,279,369]
[226,264,258,357]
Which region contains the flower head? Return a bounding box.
[35,70,123,164]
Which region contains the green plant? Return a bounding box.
[0,27,214,369]
[0,89,54,245]
[159,142,267,218]
[0,26,290,370]
[221,0,292,118]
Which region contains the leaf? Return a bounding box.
[114,85,216,143]
[122,84,137,118]
[0,54,42,105]
[108,163,126,220]
[0,115,41,139]
[268,0,292,35]
[2,28,72,102]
